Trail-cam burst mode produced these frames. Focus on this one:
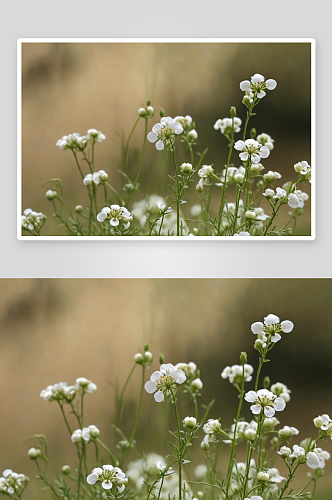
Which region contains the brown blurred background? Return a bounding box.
[21,42,312,235]
[0,279,330,499]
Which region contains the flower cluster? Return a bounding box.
[87,465,127,492]
[75,377,97,393]
[214,117,242,135]
[221,364,254,384]
[83,170,108,186]
[175,361,203,393]
[314,413,332,436]
[244,388,286,417]
[0,470,29,497]
[97,205,132,228]
[40,382,77,403]
[251,313,294,347]
[21,209,46,233]
[174,115,198,142]
[71,425,100,443]
[144,363,186,402]
[278,445,330,469]
[294,160,311,181]
[271,382,291,402]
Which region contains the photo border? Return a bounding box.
[17,38,316,241]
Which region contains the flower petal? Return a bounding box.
[245,391,258,403]
[150,371,162,382]
[251,322,264,334]
[110,218,119,226]
[266,79,277,90]
[97,212,107,222]
[87,473,98,485]
[145,381,157,393]
[271,333,281,343]
[259,146,270,158]
[239,152,249,161]
[275,397,286,411]
[251,404,262,415]
[154,390,164,402]
[281,320,294,333]
[147,132,157,143]
[173,369,186,384]
[240,80,251,91]
[152,123,162,133]
[264,406,275,417]
[251,73,265,84]
[234,140,245,151]
[102,480,113,490]
[155,140,164,150]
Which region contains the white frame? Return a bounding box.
[17,38,316,240]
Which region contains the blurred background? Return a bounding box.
[21,42,312,235]
[0,278,330,499]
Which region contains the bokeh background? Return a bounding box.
[1,278,331,499]
[21,42,312,236]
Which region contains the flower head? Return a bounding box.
[257,133,274,151]
[75,377,97,393]
[313,414,332,435]
[234,139,270,164]
[294,161,311,181]
[240,74,277,99]
[56,133,87,151]
[214,117,242,135]
[221,364,254,384]
[21,209,46,233]
[87,465,127,492]
[40,382,77,403]
[83,170,108,186]
[147,117,183,150]
[97,205,132,229]
[71,425,100,443]
[198,165,214,178]
[251,314,294,344]
[271,382,291,402]
[144,363,186,402]
[0,470,29,496]
[86,129,106,143]
[244,388,286,417]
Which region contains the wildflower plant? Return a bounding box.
[4,320,330,500]
[21,75,311,237]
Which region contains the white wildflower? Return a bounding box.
[198,165,214,178]
[21,209,46,233]
[240,73,277,99]
[251,314,294,343]
[40,382,77,403]
[144,363,186,402]
[234,139,270,164]
[221,364,254,384]
[71,425,100,443]
[86,129,106,143]
[214,117,242,135]
[97,205,132,229]
[87,465,127,492]
[147,117,183,150]
[75,377,97,393]
[271,382,291,402]
[257,133,274,150]
[244,388,286,417]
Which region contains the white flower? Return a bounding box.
[156,462,174,475]
[188,129,198,140]
[56,133,87,151]
[225,420,258,443]
[40,382,77,403]
[240,74,277,99]
[271,382,291,402]
[278,425,299,440]
[244,388,286,417]
[263,188,275,199]
[86,129,106,143]
[214,117,242,135]
[28,447,42,459]
[311,447,330,469]
[277,446,292,458]
[180,162,193,174]
[263,171,282,183]
[174,115,193,128]
[294,190,309,208]
[257,133,275,151]
[191,378,203,390]
[0,470,29,496]
[144,363,186,402]
[268,468,285,483]
[21,209,46,232]
[198,165,214,178]
[147,117,183,150]
[83,170,108,186]
[287,193,299,209]
[190,204,202,217]
[183,417,197,428]
[46,190,57,200]
[254,207,270,221]
[313,414,332,434]
[234,139,270,164]
[175,362,197,377]
[97,205,132,229]
[251,314,294,343]
[87,465,127,492]
[294,160,311,181]
[71,425,100,443]
[221,364,254,384]
[306,452,320,469]
[75,377,97,393]
[203,419,222,435]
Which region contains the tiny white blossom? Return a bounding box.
[203,419,222,435]
[221,364,254,384]
[271,382,291,402]
[244,388,286,417]
[86,129,106,143]
[294,160,311,181]
[251,314,294,343]
[234,139,270,164]
[313,414,332,434]
[144,363,186,402]
[198,165,214,178]
[97,205,132,229]
[21,209,46,233]
[87,465,127,492]
[278,425,299,440]
[147,117,183,150]
[71,425,100,443]
[40,382,77,403]
[75,377,97,393]
[257,133,274,151]
[56,133,87,151]
[214,117,242,135]
[240,74,277,99]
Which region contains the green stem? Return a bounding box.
[127,118,148,205]
[172,149,180,236]
[91,140,95,173]
[218,117,235,231]
[172,395,182,500]
[105,182,124,206]
[122,117,140,172]
[116,364,136,427]
[96,438,117,465]
[77,445,84,500]
[72,151,84,179]
[58,402,72,436]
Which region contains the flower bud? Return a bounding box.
[98,170,108,182]
[196,492,204,500]
[134,353,144,364]
[278,426,293,440]
[193,227,199,235]
[62,465,71,475]
[240,352,247,364]
[244,428,256,440]
[159,353,164,364]
[242,95,251,106]
[263,376,270,389]
[147,106,154,116]
[257,471,270,482]
[264,171,276,183]
[250,128,256,139]
[160,108,164,118]
[180,162,193,174]
[230,106,237,118]
[28,447,41,460]
[144,351,153,362]
[138,108,146,117]
[233,173,244,183]
[196,182,203,192]
[46,190,57,200]
[191,378,203,390]
[183,416,197,429]
[294,162,303,173]
[257,180,264,188]
[201,440,209,450]
[254,339,264,350]
[75,205,83,213]
[89,427,100,438]
[144,344,149,351]
[245,210,256,220]
[188,130,198,140]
